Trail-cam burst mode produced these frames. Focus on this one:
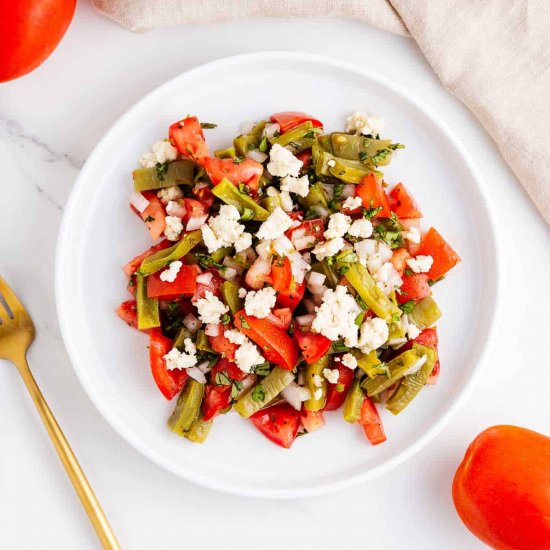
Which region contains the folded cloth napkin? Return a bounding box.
[93,0,550,223]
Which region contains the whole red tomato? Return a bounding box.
[0,0,76,83]
[453,425,550,549]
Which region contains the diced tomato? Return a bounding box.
[192,184,215,208]
[356,173,391,218]
[182,198,208,226]
[285,218,324,249]
[271,256,292,292]
[401,218,422,255]
[210,358,247,384]
[202,385,231,421]
[389,183,422,218]
[116,300,139,330]
[270,112,323,134]
[391,248,411,276]
[400,327,440,385]
[250,402,301,449]
[276,279,305,311]
[268,308,292,331]
[418,227,461,280]
[208,325,238,361]
[149,328,187,400]
[140,191,166,240]
[193,269,224,301]
[293,325,332,365]
[234,310,299,371]
[203,157,263,193]
[397,273,431,304]
[359,397,386,445]
[300,409,326,433]
[341,195,362,215]
[324,363,355,411]
[146,265,200,300]
[296,150,312,170]
[169,116,209,163]
[123,240,172,277]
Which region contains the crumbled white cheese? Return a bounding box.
[406,255,434,274]
[280,175,310,197]
[348,218,373,239]
[244,287,277,319]
[159,260,182,283]
[267,144,302,178]
[139,140,178,168]
[194,291,229,324]
[346,112,384,137]
[312,374,323,388]
[279,191,294,212]
[311,285,362,347]
[238,288,248,299]
[164,216,184,241]
[157,186,184,204]
[407,321,421,340]
[312,237,345,261]
[403,226,421,244]
[327,159,336,168]
[357,317,389,354]
[224,329,247,346]
[342,196,362,211]
[324,213,352,239]
[257,207,294,240]
[341,353,358,370]
[272,235,294,256]
[163,339,197,370]
[313,388,323,400]
[323,368,340,384]
[374,262,403,295]
[200,204,251,253]
[354,239,393,273]
[235,340,265,373]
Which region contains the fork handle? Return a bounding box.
[16,356,121,550]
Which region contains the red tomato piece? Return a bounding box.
[123,240,172,277]
[149,328,187,400]
[210,358,247,384]
[250,402,301,449]
[324,363,355,411]
[270,112,323,133]
[269,308,292,331]
[203,157,263,193]
[234,310,299,371]
[193,269,224,301]
[169,116,209,163]
[285,218,325,249]
[192,184,215,208]
[202,385,231,421]
[293,326,332,365]
[208,325,239,361]
[182,198,208,226]
[146,265,199,299]
[140,191,167,240]
[356,174,392,218]
[397,273,431,304]
[296,150,312,170]
[359,397,387,445]
[390,248,411,276]
[389,183,422,218]
[115,300,139,330]
[276,280,306,311]
[271,256,292,292]
[418,227,461,280]
[300,409,326,433]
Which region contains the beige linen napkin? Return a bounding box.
[93,0,550,223]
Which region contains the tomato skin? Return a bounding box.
[169,116,209,162]
[271,257,292,292]
[276,280,306,311]
[356,174,392,218]
[192,185,215,208]
[182,198,208,225]
[359,397,387,446]
[324,364,355,411]
[193,269,224,301]
[234,310,299,371]
[397,273,431,304]
[268,308,292,331]
[204,157,263,193]
[419,227,461,280]
[292,326,332,365]
[116,300,139,330]
[270,112,323,133]
[391,248,411,276]
[149,328,188,400]
[453,426,550,550]
[140,191,167,240]
[123,240,172,277]
[146,265,199,299]
[202,385,231,421]
[300,409,326,433]
[208,326,239,361]
[389,183,422,218]
[285,218,325,248]
[296,150,312,170]
[250,402,301,449]
[1,0,76,83]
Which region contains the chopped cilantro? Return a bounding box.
[215,370,232,386]
[144,215,155,223]
[399,300,415,314]
[231,380,243,399]
[233,156,244,165]
[238,183,250,195]
[240,315,250,329]
[251,385,266,402]
[241,207,255,220]
[200,122,218,129]
[155,162,168,182]
[220,313,230,326]
[252,362,271,376]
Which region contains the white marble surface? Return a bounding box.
[1,3,549,549]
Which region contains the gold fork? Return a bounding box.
[0,275,121,550]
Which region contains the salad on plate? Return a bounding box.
[117,111,460,449]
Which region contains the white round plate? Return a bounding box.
[56,52,499,498]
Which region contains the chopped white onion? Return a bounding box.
[196,272,213,285]
[197,361,210,374]
[241,121,256,134]
[223,256,244,276]
[220,267,237,281]
[244,246,257,262]
[302,299,317,314]
[308,272,326,287]
[247,149,268,163]
[301,252,312,264]
[296,313,315,325]
[245,257,272,290]
[294,236,316,251]
[281,382,311,411]
[129,192,150,214]
[186,214,208,231]
[341,184,356,198]
[402,354,428,377]
[263,122,280,139]
[205,323,220,337]
[321,184,335,199]
[266,312,285,328]
[183,313,201,334]
[193,182,209,191]
[387,337,407,347]
[186,367,207,384]
[290,228,305,242]
[315,205,329,219]
[166,201,187,218]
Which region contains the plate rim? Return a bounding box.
[55,50,502,499]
